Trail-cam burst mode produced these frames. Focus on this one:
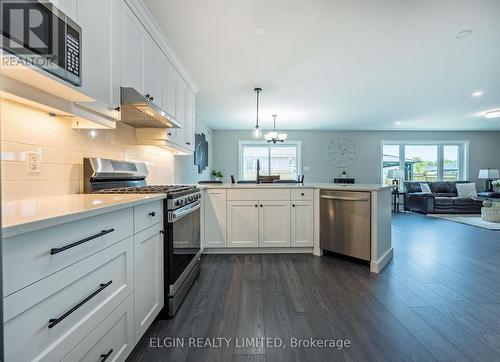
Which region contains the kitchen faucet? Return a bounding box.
[256,159,260,184]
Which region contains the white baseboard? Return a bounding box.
[203,247,313,254]
[370,247,393,273]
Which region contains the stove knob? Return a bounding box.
[175,200,181,206]
[188,196,193,201]
[179,198,185,205]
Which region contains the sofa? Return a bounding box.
[404,181,483,214]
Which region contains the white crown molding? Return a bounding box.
[125,0,199,93]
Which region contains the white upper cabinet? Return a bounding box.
[185,88,196,151]
[175,76,187,144]
[162,58,177,119]
[120,2,144,94]
[76,0,120,115]
[143,36,164,108]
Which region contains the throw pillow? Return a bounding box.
[420,183,432,193]
[456,183,477,198]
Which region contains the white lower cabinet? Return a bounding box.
[291,201,314,247]
[2,199,166,362]
[3,237,134,362]
[204,188,314,250]
[61,295,134,362]
[259,201,291,247]
[204,190,227,248]
[227,201,259,247]
[134,222,164,342]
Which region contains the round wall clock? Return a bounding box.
[327,137,357,168]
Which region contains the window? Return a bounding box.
[381,141,468,186]
[239,141,302,181]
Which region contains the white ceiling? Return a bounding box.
[144,0,500,131]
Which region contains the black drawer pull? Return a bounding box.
[100,349,114,362]
[292,204,296,207]
[50,229,115,255]
[186,142,191,145]
[301,192,305,196]
[149,211,156,217]
[48,280,113,329]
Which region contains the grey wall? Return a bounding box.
[212,130,500,187]
[174,117,213,184]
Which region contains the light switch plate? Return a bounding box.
[26,152,41,173]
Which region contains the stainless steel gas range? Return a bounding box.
[83,157,201,317]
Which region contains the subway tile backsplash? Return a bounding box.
[1,99,174,200]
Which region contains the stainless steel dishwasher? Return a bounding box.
[320,190,371,261]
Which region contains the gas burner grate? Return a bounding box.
[95,185,199,197]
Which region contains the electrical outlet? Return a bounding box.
[26,152,41,173]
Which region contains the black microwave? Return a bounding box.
[0,0,81,86]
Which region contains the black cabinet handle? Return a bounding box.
[114,106,120,112]
[48,281,113,329]
[254,204,258,207]
[149,211,156,217]
[301,193,305,196]
[167,132,172,136]
[150,96,154,101]
[100,349,113,362]
[186,142,191,145]
[292,204,296,207]
[50,229,115,255]
[260,204,263,207]
[145,93,150,99]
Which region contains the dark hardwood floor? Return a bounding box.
[127,213,500,362]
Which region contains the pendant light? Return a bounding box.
[265,114,287,143]
[253,88,262,138]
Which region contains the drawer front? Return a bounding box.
[134,200,163,233]
[227,189,290,201]
[291,188,314,200]
[4,237,134,362]
[3,207,133,296]
[62,295,134,362]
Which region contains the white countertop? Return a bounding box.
[2,193,167,238]
[199,183,391,191]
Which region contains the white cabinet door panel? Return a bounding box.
[62,295,134,362]
[174,75,186,145]
[227,201,259,248]
[259,201,290,247]
[119,2,144,94]
[77,0,119,110]
[204,190,227,247]
[162,58,177,119]
[143,36,164,107]
[134,223,164,342]
[4,237,133,362]
[291,201,314,247]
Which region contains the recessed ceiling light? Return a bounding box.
[472,91,483,97]
[395,121,401,125]
[456,29,472,39]
[484,110,500,119]
[254,26,266,37]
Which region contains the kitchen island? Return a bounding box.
[200,183,392,273]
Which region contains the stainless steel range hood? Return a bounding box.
[120,87,180,128]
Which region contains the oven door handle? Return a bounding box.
[169,202,201,222]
